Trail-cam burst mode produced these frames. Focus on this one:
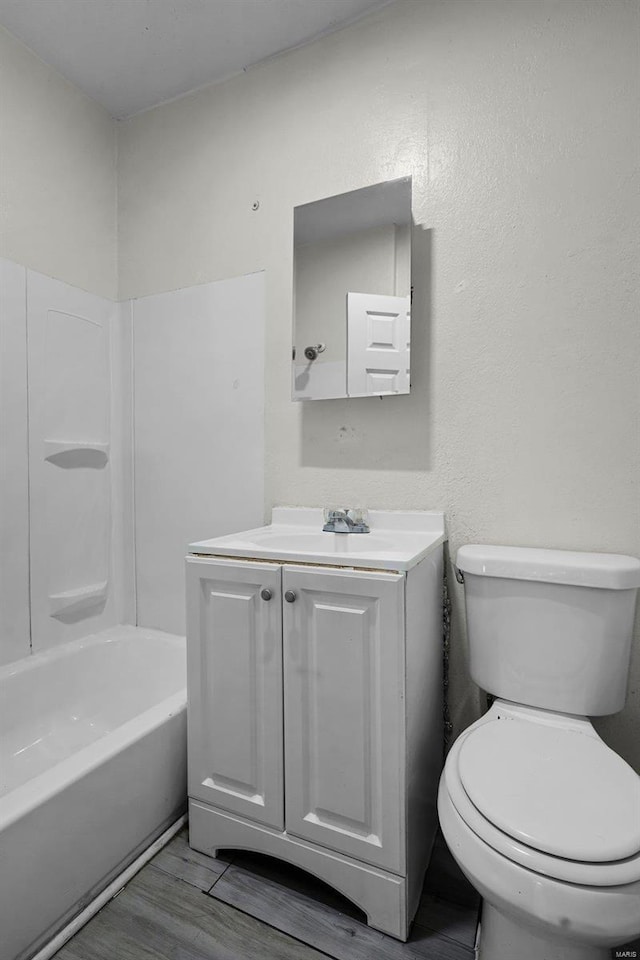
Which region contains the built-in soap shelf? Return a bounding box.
[49,580,109,621]
[44,440,109,468]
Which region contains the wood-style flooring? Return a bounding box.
[54,827,480,960]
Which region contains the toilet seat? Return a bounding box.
[458,719,640,862]
[445,717,640,887]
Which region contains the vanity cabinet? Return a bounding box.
[187,560,284,830]
[186,521,444,942]
[281,564,405,874]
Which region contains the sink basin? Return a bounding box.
[247,531,396,553]
[189,508,445,572]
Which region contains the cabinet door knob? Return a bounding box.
[260,588,272,601]
[284,590,297,603]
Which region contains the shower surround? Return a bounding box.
[0,256,265,959]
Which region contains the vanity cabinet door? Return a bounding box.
[282,565,406,873]
[187,557,284,830]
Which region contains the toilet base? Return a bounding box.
[480,903,610,960]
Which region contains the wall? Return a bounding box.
[0,25,117,300]
[118,0,640,768]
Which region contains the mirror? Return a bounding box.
[292,177,412,401]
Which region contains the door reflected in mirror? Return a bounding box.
[292,177,412,401]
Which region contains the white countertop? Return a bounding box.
[189,508,446,572]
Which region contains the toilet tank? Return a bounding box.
[456,545,640,716]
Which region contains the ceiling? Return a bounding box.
[0,0,394,119]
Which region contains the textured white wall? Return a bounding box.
[0,26,117,300]
[119,0,639,767]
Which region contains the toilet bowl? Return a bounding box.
[439,701,640,960]
[440,545,640,960]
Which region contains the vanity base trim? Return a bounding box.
[189,799,410,941]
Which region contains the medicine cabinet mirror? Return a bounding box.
[292,176,412,401]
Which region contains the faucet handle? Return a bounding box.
[322,507,370,533]
[347,507,369,527]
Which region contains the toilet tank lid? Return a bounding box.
[456,544,640,590]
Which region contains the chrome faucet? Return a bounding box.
[322,508,370,534]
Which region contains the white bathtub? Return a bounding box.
[0,625,187,960]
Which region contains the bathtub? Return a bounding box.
[0,625,187,960]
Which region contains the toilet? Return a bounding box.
[438,545,640,960]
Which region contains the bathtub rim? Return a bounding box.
[0,689,186,832]
[0,627,186,833]
[0,623,184,684]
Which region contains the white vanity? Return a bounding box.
[186,508,445,940]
